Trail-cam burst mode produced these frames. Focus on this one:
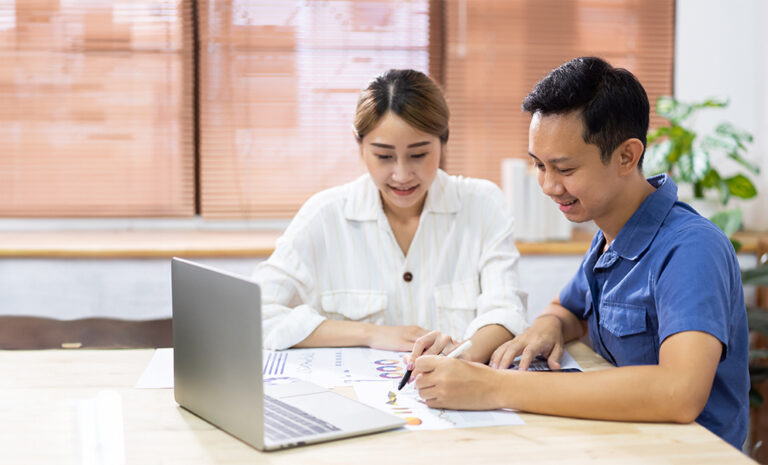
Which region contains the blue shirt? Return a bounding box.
[559,174,749,449]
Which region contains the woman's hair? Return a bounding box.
[354,69,449,144]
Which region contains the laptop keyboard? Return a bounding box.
[264,395,341,442]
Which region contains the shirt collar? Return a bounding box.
[609,173,678,260]
[343,169,460,221]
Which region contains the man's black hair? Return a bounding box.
[522,57,649,167]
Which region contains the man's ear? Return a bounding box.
[617,138,645,175]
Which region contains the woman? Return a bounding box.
[255,69,527,363]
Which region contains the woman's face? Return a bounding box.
[360,112,442,218]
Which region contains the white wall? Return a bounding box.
[675,0,768,230]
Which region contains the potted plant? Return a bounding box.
[643,96,759,240]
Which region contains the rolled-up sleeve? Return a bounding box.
[253,237,326,350]
[463,188,528,339]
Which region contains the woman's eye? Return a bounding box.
[411,153,427,159]
[534,163,544,170]
[375,154,393,160]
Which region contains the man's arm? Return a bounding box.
[413,330,722,423]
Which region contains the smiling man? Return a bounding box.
[410,57,749,450]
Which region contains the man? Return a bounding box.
[410,57,749,449]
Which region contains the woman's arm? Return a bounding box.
[295,320,428,351]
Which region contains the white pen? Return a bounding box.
[446,339,473,359]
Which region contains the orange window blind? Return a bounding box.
[441,0,675,184]
[198,0,436,218]
[0,0,195,217]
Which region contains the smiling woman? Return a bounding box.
[253,69,529,366]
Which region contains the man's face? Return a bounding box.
[528,111,622,225]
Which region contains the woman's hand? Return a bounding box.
[412,355,504,410]
[405,331,458,367]
[365,325,430,351]
[489,314,565,371]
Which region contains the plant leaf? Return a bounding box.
[656,96,692,124]
[715,122,753,144]
[692,97,729,110]
[717,176,731,205]
[642,140,671,176]
[698,169,721,189]
[709,208,742,237]
[731,239,742,253]
[725,174,758,199]
[727,151,761,175]
[665,127,695,163]
[690,148,710,182]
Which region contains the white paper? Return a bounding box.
[263,347,410,388]
[353,382,525,430]
[135,347,410,389]
[134,347,582,390]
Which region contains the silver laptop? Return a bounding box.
[171,258,405,450]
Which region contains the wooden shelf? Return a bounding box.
[0,228,761,259]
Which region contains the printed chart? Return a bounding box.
[353,382,525,431]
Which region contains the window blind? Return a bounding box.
[441,0,675,185]
[0,0,195,217]
[198,0,435,218]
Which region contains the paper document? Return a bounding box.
[353,383,525,430]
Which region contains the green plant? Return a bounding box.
[644,97,759,237]
[645,96,759,202]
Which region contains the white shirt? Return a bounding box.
[254,169,528,350]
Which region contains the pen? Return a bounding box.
[397,340,473,390]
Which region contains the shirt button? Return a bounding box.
[403,271,413,282]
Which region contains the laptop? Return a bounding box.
[171,258,405,450]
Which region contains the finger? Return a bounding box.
[412,372,437,392]
[489,341,512,369]
[413,354,441,375]
[408,332,437,368]
[416,385,439,404]
[498,341,525,370]
[424,333,453,356]
[517,345,538,372]
[547,344,563,370]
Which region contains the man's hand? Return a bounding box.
[489,314,565,371]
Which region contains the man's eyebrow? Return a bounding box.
[527,152,571,164]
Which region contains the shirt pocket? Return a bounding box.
[433,278,480,340]
[598,301,656,364]
[320,290,388,324]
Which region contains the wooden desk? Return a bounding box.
[0,342,753,464]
